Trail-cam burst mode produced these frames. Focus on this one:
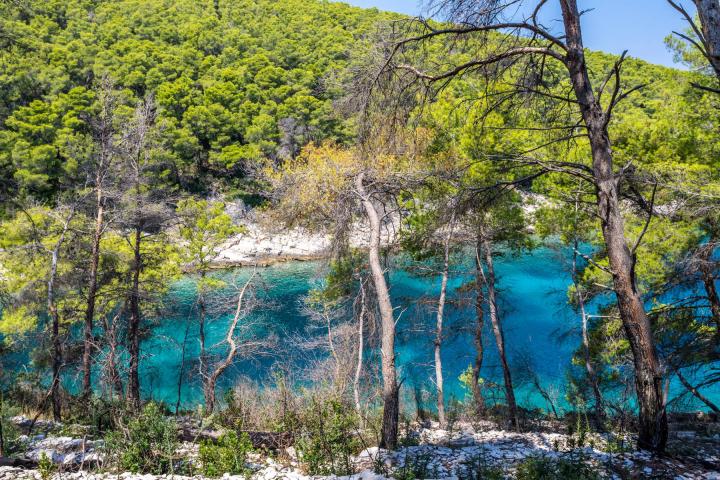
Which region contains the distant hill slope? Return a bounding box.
[0,0,395,200]
[0,0,715,205]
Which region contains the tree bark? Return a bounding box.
[354,279,366,416]
[471,240,486,415]
[204,274,255,413]
[127,226,142,411]
[198,272,209,408]
[694,0,720,82]
[48,252,62,422]
[572,201,604,423]
[355,172,399,450]
[48,213,72,422]
[434,214,454,428]
[175,318,191,415]
[479,230,518,430]
[561,0,667,452]
[696,243,720,339]
[82,196,103,402]
[103,310,124,399]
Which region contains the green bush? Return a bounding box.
[199,431,254,477]
[516,454,601,480]
[0,399,22,455]
[38,452,56,480]
[296,397,361,476]
[390,451,437,480]
[104,402,179,474]
[457,452,504,480]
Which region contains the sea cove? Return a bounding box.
[132,247,718,413]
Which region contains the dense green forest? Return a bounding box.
[0,0,392,202]
[0,0,719,478]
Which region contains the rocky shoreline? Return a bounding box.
[212,193,549,268]
[3,417,718,480]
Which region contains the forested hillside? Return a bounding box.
[1,0,717,205]
[0,0,394,202]
[0,0,719,478]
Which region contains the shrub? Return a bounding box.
[296,396,361,476]
[199,431,254,477]
[390,451,437,480]
[456,451,504,480]
[223,374,301,434]
[104,402,178,474]
[515,454,601,480]
[38,452,56,480]
[0,399,22,455]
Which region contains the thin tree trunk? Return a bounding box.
[205,274,256,413]
[471,241,486,415]
[354,280,366,417]
[82,194,103,402]
[104,310,124,399]
[49,254,62,422]
[434,213,455,428]
[355,172,399,450]
[571,199,604,423]
[198,272,208,407]
[479,230,518,430]
[0,393,5,457]
[326,311,341,387]
[578,286,604,422]
[561,0,667,452]
[127,226,142,411]
[674,367,720,413]
[176,319,191,415]
[48,214,72,422]
[697,243,720,339]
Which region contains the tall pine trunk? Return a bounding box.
[434,214,454,427]
[354,280,366,416]
[176,319,191,414]
[82,192,103,401]
[471,240,486,415]
[573,239,604,423]
[127,226,142,411]
[356,173,399,450]
[479,232,518,430]
[49,250,62,422]
[48,214,71,421]
[104,310,124,399]
[561,0,667,452]
[198,272,209,408]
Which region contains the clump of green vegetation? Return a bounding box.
[456,451,505,480]
[38,452,56,480]
[104,402,179,475]
[199,431,254,478]
[389,451,438,480]
[296,396,361,476]
[0,399,23,456]
[515,454,601,480]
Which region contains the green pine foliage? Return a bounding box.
[0,0,395,203]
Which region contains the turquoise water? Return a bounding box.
[96,247,720,413]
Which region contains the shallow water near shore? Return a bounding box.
[128,245,719,414]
